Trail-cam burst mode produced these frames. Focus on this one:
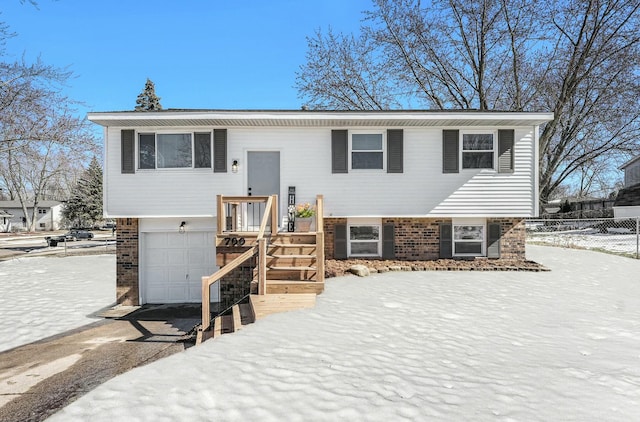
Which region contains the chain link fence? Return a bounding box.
[526,217,640,259]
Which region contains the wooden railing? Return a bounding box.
[202,195,276,331]
[216,195,278,235]
[315,195,325,283]
[201,193,325,332]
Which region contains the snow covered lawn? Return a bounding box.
[0,254,115,353]
[48,246,640,422]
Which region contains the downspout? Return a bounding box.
[533,124,540,217]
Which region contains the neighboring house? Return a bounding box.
[88,109,554,306]
[0,200,63,232]
[0,210,12,232]
[613,155,640,217]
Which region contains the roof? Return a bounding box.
[614,183,640,207]
[619,155,640,170]
[0,200,62,209]
[87,109,555,128]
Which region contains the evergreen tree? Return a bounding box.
[135,78,163,111]
[62,157,103,228]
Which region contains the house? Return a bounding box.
[613,155,640,218]
[0,200,63,232]
[87,109,554,308]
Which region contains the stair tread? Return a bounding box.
[268,266,317,270]
[268,254,316,258]
[270,243,316,247]
[267,279,324,284]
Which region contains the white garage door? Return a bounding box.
[142,231,218,304]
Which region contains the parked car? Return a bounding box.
[67,229,94,240]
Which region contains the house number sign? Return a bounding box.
[223,237,246,247]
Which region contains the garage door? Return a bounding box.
[142,231,218,304]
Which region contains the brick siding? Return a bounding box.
[323,217,527,261]
[115,218,139,305]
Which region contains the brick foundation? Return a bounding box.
[115,218,139,305]
[323,217,347,260]
[488,218,526,260]
[323,217,527,261]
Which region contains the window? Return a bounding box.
[348,224,381,256]
[462,133,494,169]
[138,132,211,169]
[38,209,47,215]
[453,224,485,256]
[351,133,383,170]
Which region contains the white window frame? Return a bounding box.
[452,218,486,257]
[38,209,47,215]
[137,131,213,170]
[347,218,382,257]
[460,130,496,170]
[349,131,385,171]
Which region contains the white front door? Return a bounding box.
[142,231,217,304]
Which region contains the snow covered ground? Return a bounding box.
[528,230,639,257]
[39,245,640,422]
[0,255,115,353]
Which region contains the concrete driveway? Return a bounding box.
[0,304,200,422]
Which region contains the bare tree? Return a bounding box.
[296,0,640,204]
[0,10,99,231]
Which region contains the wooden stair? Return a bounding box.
[251,232,324,295]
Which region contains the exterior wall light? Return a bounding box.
[179,221,186,234]
[231,159,239,173]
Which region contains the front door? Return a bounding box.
[247,151,280,228]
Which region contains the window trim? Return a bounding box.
[460,130,496,170]
[349,131,386,172]
[452,219,486,257]
[347,220,382,257]
[137,131,213,170]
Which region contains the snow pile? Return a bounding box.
[49,246,640,421]
[0,255,115,352]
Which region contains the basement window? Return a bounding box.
[453,221,485,256]
[348,224,381,257]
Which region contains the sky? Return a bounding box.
[1,0,370,115]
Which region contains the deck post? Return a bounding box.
[316,231,325,283]
[315,195,324,233]
[202,276,211,331]
[258,237,267,295]
[216,195,224,234]
[271,194,278,236]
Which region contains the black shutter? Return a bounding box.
[334,223,347,259]
[487,223,501,258]
[213,129,227,173]
[442,130,459,173]
[439,223,453,258]
[387,129,403,173]
[332,130,348,173]
[121,130,135,174]
[382,223,395,259]
[498,129,515,173]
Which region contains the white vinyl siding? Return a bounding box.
[104,126,537,218]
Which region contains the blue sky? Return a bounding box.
[2,0,369,114]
